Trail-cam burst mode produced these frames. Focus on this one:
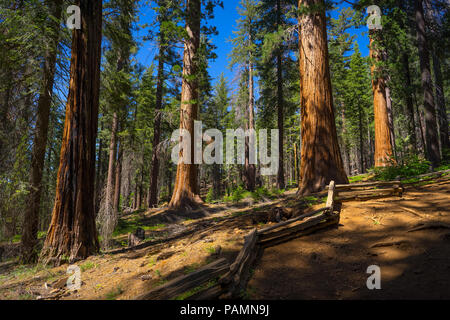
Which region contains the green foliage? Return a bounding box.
[105,286,124,300]
[372,156,431,181]
[250,187,271,201]
[223,186,246,203]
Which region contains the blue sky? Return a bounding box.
[134,1,370,88]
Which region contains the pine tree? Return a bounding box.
[229,0,260,191]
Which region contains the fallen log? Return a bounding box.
[135,258,229,300]
[229,229,257,274]
[257,207,330,235]
[220,229,258,286]
[259,214,340,248]
[336,187,402,201]
[258,212,330,242]
[327,181,402,190]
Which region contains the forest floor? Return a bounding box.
[248,180,450,299]
[0,179,449,300]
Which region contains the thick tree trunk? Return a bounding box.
[39,0,102,265]
[169,0,202,210]
[369,31,395,167]
[415,0,440,167]
[148,35,165,208]
[21,0,63,263]
[297,0,348,195]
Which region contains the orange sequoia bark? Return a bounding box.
[39,0,102,265]
[168,0,202,210]
[297,0,348,195]
[369,32,394,167]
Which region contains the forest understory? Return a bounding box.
[0,176,449,300]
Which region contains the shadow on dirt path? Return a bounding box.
[248,182,450,299]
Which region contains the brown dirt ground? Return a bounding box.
[248,181,450,300]
[0,193,301,300]
[1,180,449,300]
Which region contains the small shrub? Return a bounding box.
[105,286,123,300]
[372,155,431,180]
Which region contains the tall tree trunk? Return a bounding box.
[95,122,104,214]
[276,0,285,189]
[148,34,165,208]
[169,0,202,209]
[106,112,118,215]
[21,0,63,263]
[113,142,123,214]
[385,81,397,160]
[432,50,449,156]
[415,0,440,167]
[39,0,102,265]
[401,52,418,153]
[358,107,364,173]
[297,0,348,195]
[244,58,256,192]
[294,142,299,183]
[369,30,395,167]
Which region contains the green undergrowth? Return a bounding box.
[112,215,166,237]
[173,279,218,300]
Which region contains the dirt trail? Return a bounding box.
[248,182,450,299]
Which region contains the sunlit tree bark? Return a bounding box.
[297,0,348,195]
[369,31,394,167]
[40,0,102,265]
[169,0,202,209]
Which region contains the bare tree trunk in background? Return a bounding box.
[106,112,118,215]
[401,53,418,153]
[276,0,285,189]
[148,33,165,208]
[21,0,63,264]
[415,0,440,167]
[358,107,364,173]
[432,50,449,156]
[169,0,202,210]
[113,142,123,214]
[385,82,397,160]
[244,58,256,192]
[369,31,395,167]
[297,0,348,195]
[40,0,102,265]
[95,122,105,214]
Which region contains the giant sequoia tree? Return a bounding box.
[40,0,103,265]
[369,30,395,167]
[297,0,348,195]
[169,0,203,209]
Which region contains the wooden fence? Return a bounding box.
[135,181,339,300]
[325,169,450,202]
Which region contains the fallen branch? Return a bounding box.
[407,222,450,233]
